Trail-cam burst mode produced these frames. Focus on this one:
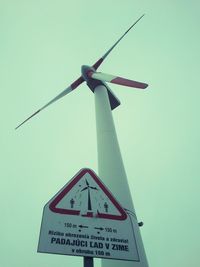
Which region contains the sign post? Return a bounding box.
[84,257,94,267]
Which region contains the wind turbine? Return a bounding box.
[81,179,98,214]
[16,14,149,267]
[15,14,147,130]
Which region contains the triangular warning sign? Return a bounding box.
[49,168,127,220]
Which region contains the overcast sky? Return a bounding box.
[1,1,200,267]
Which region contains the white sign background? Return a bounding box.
[38,169,140,261]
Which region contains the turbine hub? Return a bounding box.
[81,65,94,82]
[81,65,104,92]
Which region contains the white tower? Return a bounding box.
[94,85,149,267]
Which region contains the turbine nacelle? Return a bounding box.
[82,65,106,91]
[81,64,121,110]
[81,65,102,89]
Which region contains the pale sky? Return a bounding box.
[1,1,200,267]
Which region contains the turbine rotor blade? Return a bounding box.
[15,76,84,129]
[88,71,148,89]
[15,109,42,130]
[92,14,145,70]
[81,187,88,192]
[90,186,98,190]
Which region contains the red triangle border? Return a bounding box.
[49,168,127,221]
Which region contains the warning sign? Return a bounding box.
[38,168,140,261]
[49,168,127,220]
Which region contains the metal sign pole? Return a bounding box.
[84,257,94,267]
